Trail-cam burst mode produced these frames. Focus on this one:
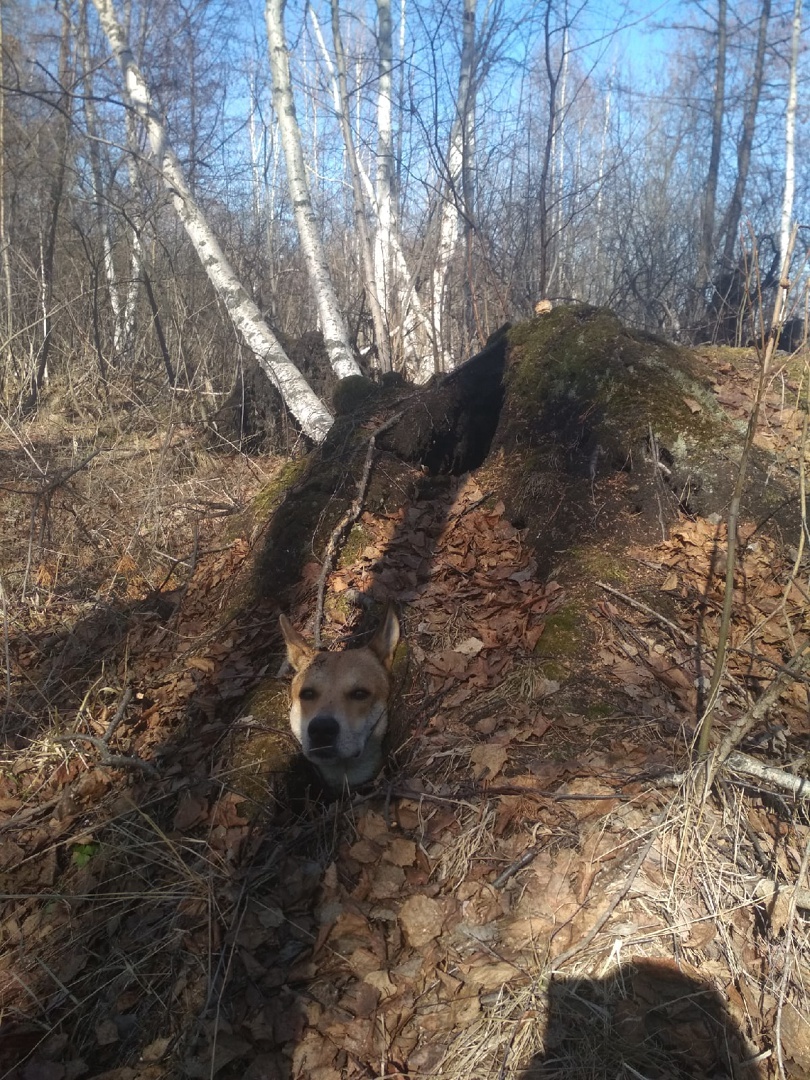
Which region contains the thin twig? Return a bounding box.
[551,824,659,969]
[492,844,544,888]
[596,580,698,646]
[0,574,11,730]
[702,643,810,793]
[662,748,810,800]
[313,408,406,647]
[52,731,158,777]
[103,685,134,741]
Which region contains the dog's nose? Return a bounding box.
[308,715,340,755]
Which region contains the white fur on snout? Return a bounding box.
[293,701,387,761]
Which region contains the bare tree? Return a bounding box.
[431,0,477,373]
[329,0,391,373]
[28,3,73,410]
[264,0,360,381]
[718,0,771,272]
[780,0,801,271]
[697,0,727,295]
[91,0,335,442]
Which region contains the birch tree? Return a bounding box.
[697,0,727,294]
[29,4,73,408]
[329,0,391,373]
[77,0,126,357]
[718,0,770,271]
[430,0,476,375]
[372,0,433,370]
[308,2,431,377]
[264,0,361,381]
[779,0,801,271]
[90,0,335,442]
[0,3,11,385]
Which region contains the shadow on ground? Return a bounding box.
[521,960,764,1080]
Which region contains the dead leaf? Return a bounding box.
[470,744,508,780]
[682,921,717,950]
[141,1037,171,1062]
[173,793,209,832]
[464,961,519,990]
[363,969,396,997]
[186,656,215,673]
[384,838,417,867]
[454,637,485,656]
[682,396,702,413]
[780,1001,810,1067]
[399,895,444,947]
[95,1019,119,1046]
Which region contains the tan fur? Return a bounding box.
[279,608,400,790]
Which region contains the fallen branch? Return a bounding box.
[51,686,158,777]
[313,407,407,647]
[664,749,810,800]
[52,732,158,777]
[595,580,698,647]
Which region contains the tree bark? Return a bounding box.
[29,4,72,409]
[698,0,727,291]
[264,0,360,381]
[329,0,392,373]
[0,1,12,389]
[779,0,801,270]
[91,0,335,443]
[78,0,125,358]
[719,0,770,270]
[430,0,476,376]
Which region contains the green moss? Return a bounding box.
[571,547,629,584]
[507,305,726,456]
[227,678,299,808]
[338,522,371,569]
[253,459,309,519]
[534,605,583,660]
[538,660,568,682]
[585,702,616,720]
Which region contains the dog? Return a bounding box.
[279,607,400,790]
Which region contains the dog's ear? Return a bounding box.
[368,606,400,671]
[279,615,315,671]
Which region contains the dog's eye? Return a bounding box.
[349,688,370,701]
[299,687,318,701]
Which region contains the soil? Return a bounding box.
[1,305,809,1080]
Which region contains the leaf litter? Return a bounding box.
[1,350,810,1078]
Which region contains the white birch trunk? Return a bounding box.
[78,0,125,355]
[122,105,142,350]
[779,0,801,271]
[375,0,394,310]
[429,0,476,378]
[264,0,360,381]
[91,0,334,442]
[430,123,462,375]
[329,0,392,372]
[310,2,430,372]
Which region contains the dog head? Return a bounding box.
[279,607,400,788]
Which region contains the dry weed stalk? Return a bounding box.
[697,224,798,758]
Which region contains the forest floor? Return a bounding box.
[1,342,810,1080]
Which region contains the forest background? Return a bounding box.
[0,0,806,436]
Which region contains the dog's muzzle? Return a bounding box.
[307,715,340,759]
